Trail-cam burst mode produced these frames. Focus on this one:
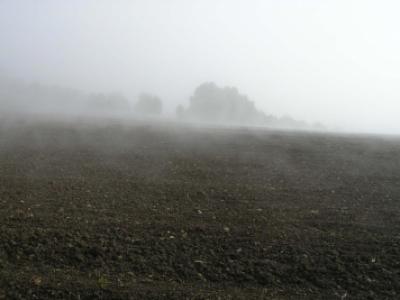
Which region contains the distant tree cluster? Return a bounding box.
[181,82,267,124]
[0,74,322,130]
[176,82,318,130]
[0,76,87,114]
[134,93,162,115]
[88,93,131,112]
[0,75,165,117]
[88,92,164,116]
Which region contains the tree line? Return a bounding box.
[0,75,323,129]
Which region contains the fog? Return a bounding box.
[1,0,399,134]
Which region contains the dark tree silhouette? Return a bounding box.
[186,82,267,124]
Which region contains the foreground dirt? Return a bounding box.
[0,119,399,299]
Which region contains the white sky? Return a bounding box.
[0,0,399,133]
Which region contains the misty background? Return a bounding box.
[0,0,399,134]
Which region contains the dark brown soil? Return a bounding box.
[0,119,399,299]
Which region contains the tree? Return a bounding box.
[134,93,162,115]
[88,93,131,112]
[186,82,266,125]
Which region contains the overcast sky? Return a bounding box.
[0,0,399,133]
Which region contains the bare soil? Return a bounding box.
[0,119,399,299]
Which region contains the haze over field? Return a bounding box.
[0,0,399,134]
[2,2,400,298]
